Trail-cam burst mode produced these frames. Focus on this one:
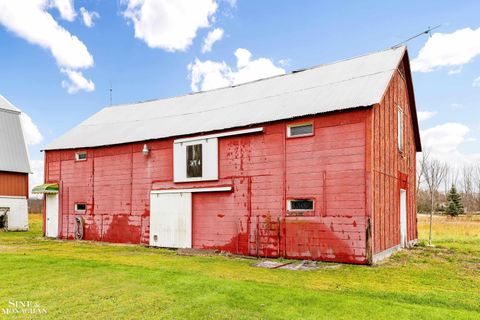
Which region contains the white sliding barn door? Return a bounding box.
[149,192,192,248]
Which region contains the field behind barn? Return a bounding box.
[0,214,479,319]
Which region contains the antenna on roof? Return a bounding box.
[109,81,113,106]
[391,25,441,48]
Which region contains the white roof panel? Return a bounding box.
[0,94,20,112]
[0,98,31,173]
[46,46,406,150]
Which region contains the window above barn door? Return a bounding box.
[173,138,218,182]
[172,127,263,183]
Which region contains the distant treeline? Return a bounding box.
[28,199,43,214]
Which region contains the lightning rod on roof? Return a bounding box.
[109,81,113,106]
[391,25,441,48]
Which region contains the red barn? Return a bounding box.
[0,95,30,231]
[36,46,421,264]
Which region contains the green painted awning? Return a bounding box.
[32,183,59,194]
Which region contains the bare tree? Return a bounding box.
[474,163,480,212]
[416,150,430,196]
[423,158,449,245]
[461,165,474,213]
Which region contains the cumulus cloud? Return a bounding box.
[417,111,437,122]
[50,0,76,21]
[20,113,43,145]
[61,68,95,94]
[421,122,480,166]
[0,1,95,93]
[188,48,286,92]
[123,0,218,52]
[473,76,480,87]
[411,27,480,73]
[29,159,45,197]
[201,27,224,53]
[80,7,99,28]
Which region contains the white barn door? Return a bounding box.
[45,194,59,238]
[400,189,407,247]
[150,192,192,248]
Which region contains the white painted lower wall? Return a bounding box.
[0,196,28,231]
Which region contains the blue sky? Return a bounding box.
[0,0,479,189]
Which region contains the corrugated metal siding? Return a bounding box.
[0,108,31,173]
[45,47,406,150]
[0,171,28,197]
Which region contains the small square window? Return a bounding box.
[75,151,87,161]
[75,203,86,212]
[287,199,314,211]
[186,144,202,178]
[287,123,313,137]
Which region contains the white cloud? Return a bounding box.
[278,58,291,67]
[421,123,469,154]
[0,1,95,93]
[448,66,462,75]
[123,0,218,52]
[0,1,93,69]
[411,27,480,72]
[223,0,236,8]
[421,122,480,166]
[50,0,76,21]
[80,7,99,28]
[473,76,480,87]
[201,27,224,53]
[417,111,437,122]
[20,113,43,145]
[188,48,286,92]
[61,68,95,94]
[29,159,44,197]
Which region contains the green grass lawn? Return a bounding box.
[1,214,479,319]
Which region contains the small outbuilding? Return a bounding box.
[0,95,30,231]
[37,46,421,264]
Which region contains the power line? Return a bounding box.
[392,25,441,48]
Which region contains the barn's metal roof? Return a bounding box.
[0,95,31,173]
[0,94,20,112]
[46,46,410,151]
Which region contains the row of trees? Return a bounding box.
[416,150,480,244]
[417,151,480,214]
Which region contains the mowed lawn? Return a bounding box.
[0,214,479,319]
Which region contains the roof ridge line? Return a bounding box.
[103,46,406,110]
[79,68,396,127]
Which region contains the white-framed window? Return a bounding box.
[287,122,314,138]
[398,105,404,152]
[186,144,202,178]
[75,203,86,212]
[173,138,218,182]
[287,199,315,211]
[75,151,87,161]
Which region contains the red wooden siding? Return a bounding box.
[0,171,28,197]
[45,109,370,264]
[370,56,418,255]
